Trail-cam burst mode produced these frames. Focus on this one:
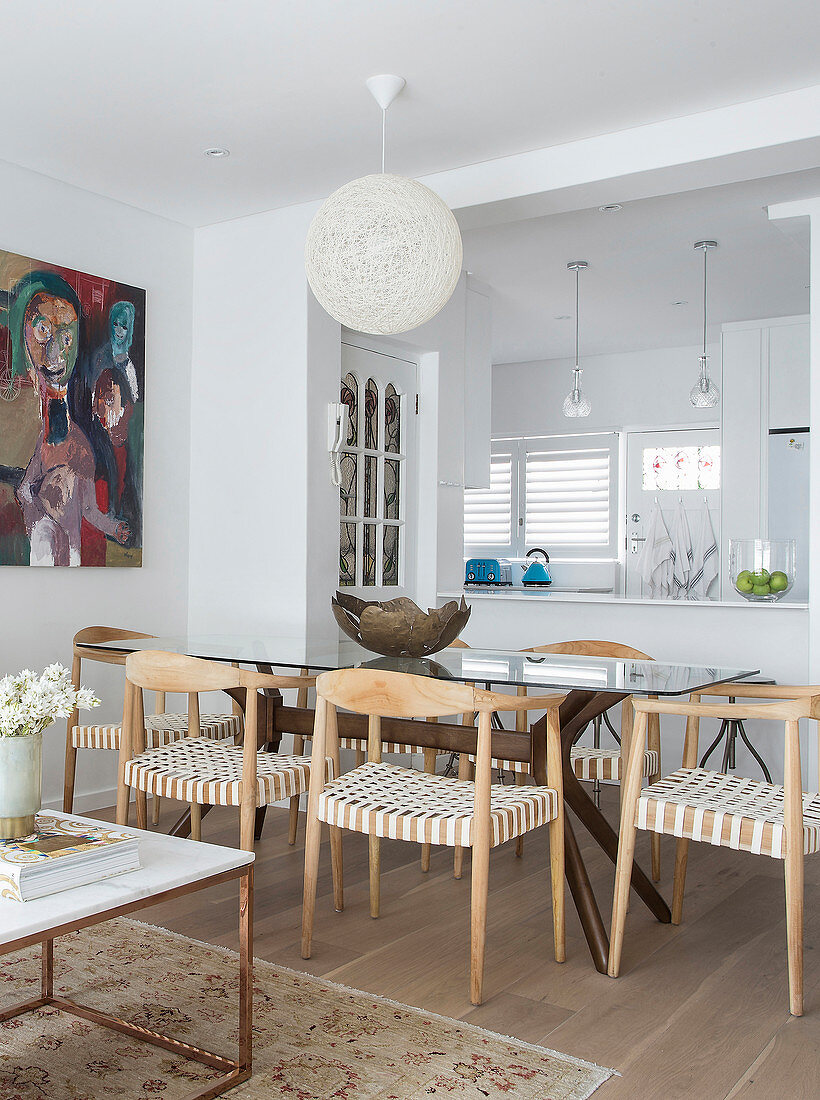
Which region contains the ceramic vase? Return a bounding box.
[0,733,42,839]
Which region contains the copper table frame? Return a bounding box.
[1,865,254,1100]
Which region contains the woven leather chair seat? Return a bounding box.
[73,712,243,750]
[125,739,334,807]
[317,760,558,848]
[636,767,820,858]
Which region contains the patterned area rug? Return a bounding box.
[0,919,613,1099]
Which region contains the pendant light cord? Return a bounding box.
[700,243,708,358]
[575,265,580,371]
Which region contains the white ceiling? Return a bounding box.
[2,1,820,225]
[462,169,816,363]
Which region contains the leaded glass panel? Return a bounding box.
[365,378,378,450]
[384,459,400,520]
[642,445,721,491]
[340,453,357,516]
[363,523,376,586]
[385,383,400,453]
[383,524,399,586]
[341,373,358,446]
[339,522,356,586]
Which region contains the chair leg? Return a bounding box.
[515,771,526,857]
[63,739,77,814]
[548,814,565,963]
[369,834,381,918]
[152,795,161,827]
[288,795,300,845]
[454,753,471,879]
[671,838,689,924]
[648,711,662,882]
[190,802,201,842]
[329,826,344,912]
[421,748,436,872]
[785,846,805,1016]
[136,789,148,831]
[355,748,365,767]
[301,806,322,958]
[470,830,491,1005]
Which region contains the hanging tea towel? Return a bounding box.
[670,500,693,600]
[689,503,718,600]
[637,505,673,599]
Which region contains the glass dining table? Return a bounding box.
[83,633,758,973]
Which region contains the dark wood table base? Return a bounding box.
[168,684,670,973]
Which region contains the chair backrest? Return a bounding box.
[73,626,155,668]
[312,668,565,795]
[125,650,312,694]
[316,668,477,719]
[525,639,654,661]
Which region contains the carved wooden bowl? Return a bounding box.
[332,592,471,658]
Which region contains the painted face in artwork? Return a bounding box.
[94,368,133,447]
[109,301,135,361]
[23,292,79,389]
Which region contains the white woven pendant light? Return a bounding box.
[305,75,463,335]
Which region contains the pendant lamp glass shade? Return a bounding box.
[689,240,719,408]
[563,260,590,418]
[305,173,463,335]
[563,367,591,417]
[689,355,720,408]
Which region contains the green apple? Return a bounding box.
[769,571,789,593]
[752,583,771,596]
[736,570,752,585]
[750,569,770,585]
[736,575,754,593]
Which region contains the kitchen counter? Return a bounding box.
[442,588,809,609]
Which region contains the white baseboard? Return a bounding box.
[42,786,118,815]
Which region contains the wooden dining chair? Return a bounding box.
[608,689,820,1015]
[116,652,341,889]
[463,639,662,880]
[301,668,566,1005]
[65,627,243,819]
[295,638,472,869]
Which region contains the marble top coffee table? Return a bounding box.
[0,810,254,1098]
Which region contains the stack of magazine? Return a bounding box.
[0,814,140,902]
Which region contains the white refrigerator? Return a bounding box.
[768,429,809,602]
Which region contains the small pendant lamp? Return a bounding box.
[562,260,590,418]
[689,240,720,408]
[305,75,463,335]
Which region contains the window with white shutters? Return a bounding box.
[464,434,618,560]
[463,452,514,553]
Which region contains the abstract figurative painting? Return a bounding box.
[0,250,144,567]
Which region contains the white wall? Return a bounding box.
[492,343,720,437]
[188,201,318,638]
[0,159,194,810]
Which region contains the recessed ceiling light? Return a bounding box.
[554,314,571,320]
[598,203,622,213]
[672,300,689,307]
[204,147,230,159]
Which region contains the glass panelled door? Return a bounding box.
[625,427,721,598]
[338,341,417,594]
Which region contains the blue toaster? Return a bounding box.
[465,558,512,585]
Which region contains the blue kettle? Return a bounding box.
[521,548,552,586]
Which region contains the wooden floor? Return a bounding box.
[97,789,820,1099]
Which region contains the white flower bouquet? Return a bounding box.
[0,664,100,738]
